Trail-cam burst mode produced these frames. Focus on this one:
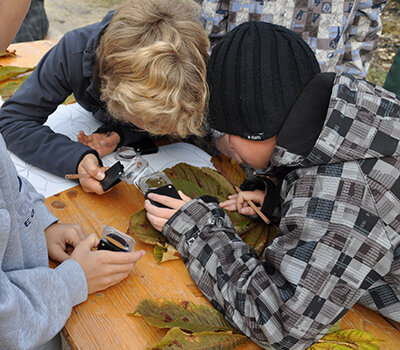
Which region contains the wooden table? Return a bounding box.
[2,40,400,349]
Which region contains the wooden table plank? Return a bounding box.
[341,304,400,348]
[0,40,53,67]
[46,183,264,349]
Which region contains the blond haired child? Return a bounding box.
[0,0,209,194]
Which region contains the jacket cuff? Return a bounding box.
[163,198,232,255]
[54,259,88,306]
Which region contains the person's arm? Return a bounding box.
[338,0,387,78]
[159,182,390,349]
[0,31,99,177]
[0,0,31,50]
[0,203,88,350]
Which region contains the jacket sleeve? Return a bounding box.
[0,32,98,177]
[338,0,387,78]
[162,174,392,349]
[0,188,87,349]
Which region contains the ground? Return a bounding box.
[44,0,400,86]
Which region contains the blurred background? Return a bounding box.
[44,0,399,86]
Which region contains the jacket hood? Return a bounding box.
[269,73,400,172]
[82,10,114,78]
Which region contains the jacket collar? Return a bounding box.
[82,10,114,78]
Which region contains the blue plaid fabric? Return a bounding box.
[163,73,400,349]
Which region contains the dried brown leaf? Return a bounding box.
[132,298,238,334]
[146,327,250,350]
[211,154,247,188]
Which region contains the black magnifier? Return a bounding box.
[97,225,135,252]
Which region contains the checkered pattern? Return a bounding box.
[163,73,400,349]
[200,0,387,78]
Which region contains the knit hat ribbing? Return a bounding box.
[207,21,321,140]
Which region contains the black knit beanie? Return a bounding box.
[207,21,321,140]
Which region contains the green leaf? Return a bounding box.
[307,329,382,350]
[154,243,180,263]
[0,75,29,100]
[146,327,250,350]
[165,163,234,199]
[129,209,167,246]
[326,320,342,335]
[132,298,238,333]
[0,66,34,82]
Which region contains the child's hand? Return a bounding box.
[45,223,86,262]
[144,191,191,231]
[71,234,145,294]
[77,130,120,157]
[220,190,265,216]
[77,153,107,194]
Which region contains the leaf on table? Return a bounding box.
[165,163,234,199]
[154,243,180,263]
[307,329,382,350]
[132,298,238,333]
[63,93,76,105]
[211,154,247,188]
[0,49,16,58]
[129,209,167,246]
[0,75,29,100]
[146,327,250,350]
[240,222,271,256]
[0,66,34,82]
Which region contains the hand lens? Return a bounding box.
[97,225,135,252]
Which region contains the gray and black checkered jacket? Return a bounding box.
[163,73,400,349]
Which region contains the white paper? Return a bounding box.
[9,103,213,197]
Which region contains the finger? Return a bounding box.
[80,233,100,250]
[227,194,238,200]
[74,224,87,240]
[220,203,238,211]
[65,227,86,248]
[80,178,105,195]
[219,198,236,208]
[240,206,257,216]
[178,191,191,202]
[80,154,105,181]
[50,246,72,263]
[144,199,175,218]
[146,212,167,232]
[146,193,184,210]
[99,250,145,265]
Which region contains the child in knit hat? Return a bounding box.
[144,22,400,349]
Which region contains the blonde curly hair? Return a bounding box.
[97,0,209,138]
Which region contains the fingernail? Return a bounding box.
[97,171,105,180]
